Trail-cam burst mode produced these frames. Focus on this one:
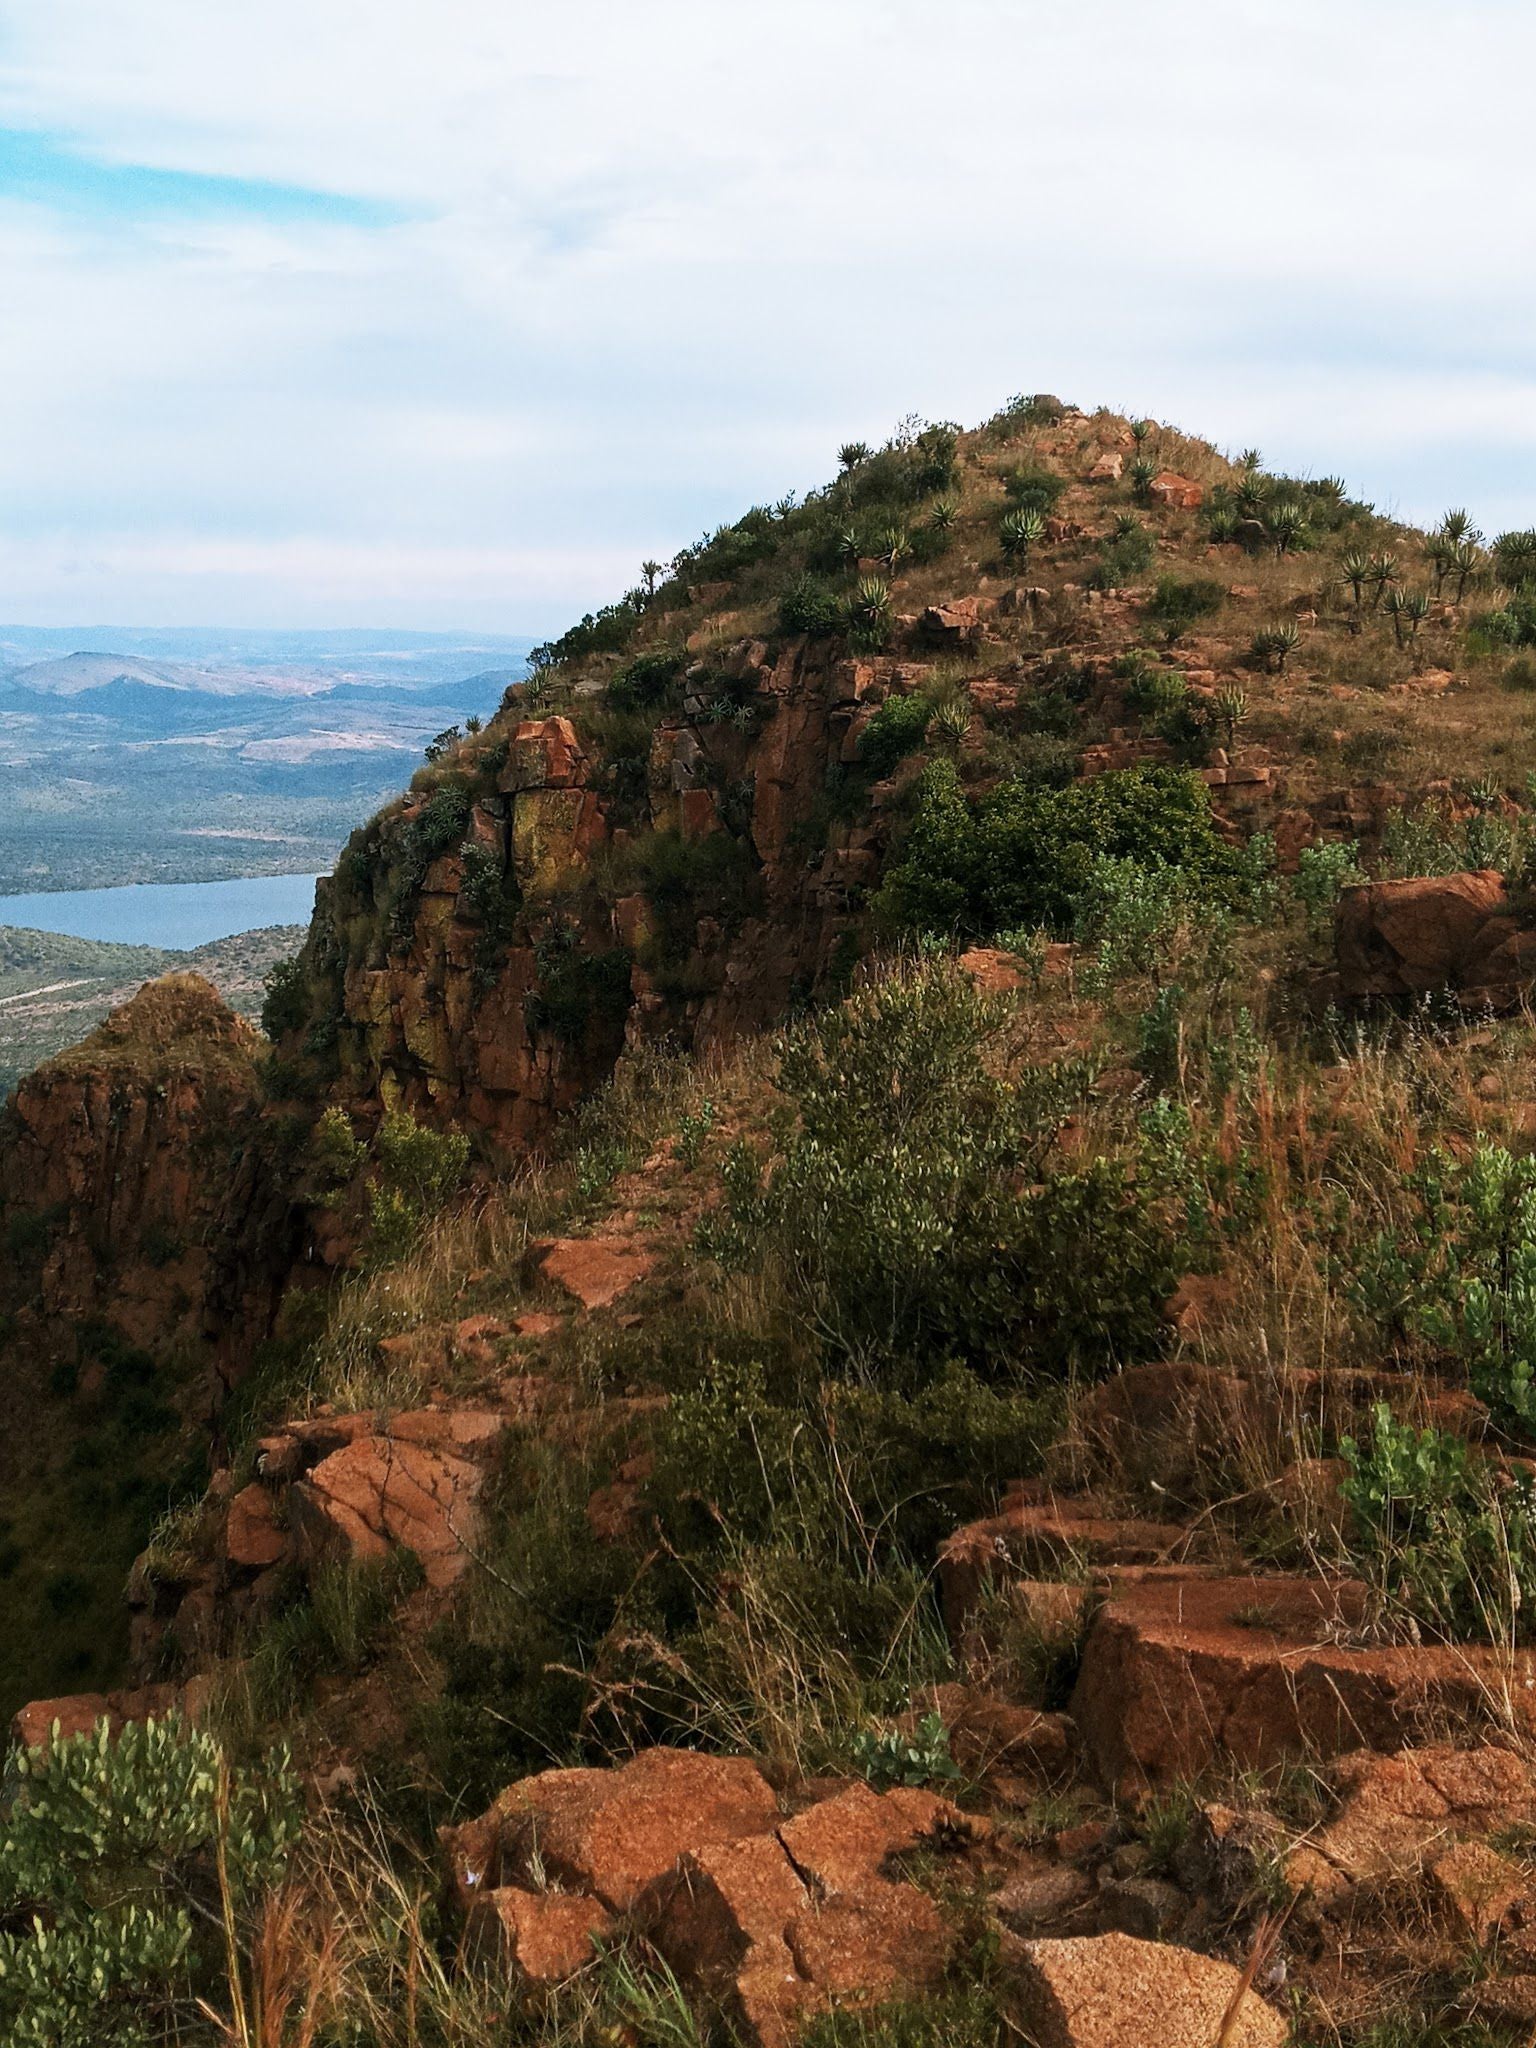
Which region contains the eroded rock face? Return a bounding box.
[286,649,916,1153]
[1335,869,1536,1004]
[0,976,281,1361]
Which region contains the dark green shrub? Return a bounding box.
[1087,518,1155,589]
[1146,574,1226,640]
[528,598,641,673]
[524,925,634,1045]
[875,757,1237,938]
[701,958,1174,1378]
[259,953,309,1040]
[1341,1403,1536,1643]
[780,574,845,636]
[388,785,473,943]
[609,648,684,713]
[1003,465,1065,514]
[858,692,933,779]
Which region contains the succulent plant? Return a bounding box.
[839,441,871,471]
[1000,505,1046,564]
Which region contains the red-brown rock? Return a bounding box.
[1336,869,1536,1003]
[537,1237,655,1310]
[462,1886,615,1983]
[289,1427,490,1589]
[1072,1577,1536,1794]
[1007,1933,1287,2048]
[443,1748,782,1912]
[1147,473,1205,512]
[225,1483,287,1570]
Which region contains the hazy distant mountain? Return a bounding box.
[0,631,533,893]
[3,653,191,696]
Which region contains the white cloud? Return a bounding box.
[3,0,1536,624]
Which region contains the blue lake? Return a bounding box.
[0,872,323,949]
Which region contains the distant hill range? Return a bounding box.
[0,627,536,893]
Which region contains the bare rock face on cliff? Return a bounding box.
[0,975,270,1356]
[275,649,893,1152]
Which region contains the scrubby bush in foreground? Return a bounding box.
[701,957,1175,1377]
[0,1714,301,2048]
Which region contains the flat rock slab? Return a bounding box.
[443,1747,782,1912]
[1008,1932,1287,2048]
[538,1236,655,1310]
[938,1487,1235,1635]
[289,1432,487,1590]
[1071,1575,1536,1793]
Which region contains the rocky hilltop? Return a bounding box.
[10,395,1536,2047]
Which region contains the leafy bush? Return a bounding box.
[858,692,934,779]
[1293,840,1364,939]
[366,1110,472,1263]
[1146,574,1226,641]
[701,958,1173,1378]
[1002,465,1064,514]
[0,1714,301,2048]
[259,953,309,1040]
[849,1710,963,1789]
[1341,1404,1536,1643]
[780,574,845,636]
[1087,518,1157,589]
[609,648,684,713]
[875,757,1238,939]
[524,923,634,1046]
[388,785,472,943]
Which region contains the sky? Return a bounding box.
[3,0,1536,633]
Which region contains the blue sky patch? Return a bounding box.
[0,126,400,228]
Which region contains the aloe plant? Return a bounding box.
[1000,505,1046,565]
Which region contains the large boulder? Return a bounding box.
[1335,869,1536,1003]
[1070,1574,1536,1794]
[443,1752,975,2045]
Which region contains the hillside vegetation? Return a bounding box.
[12,396,1536,2048]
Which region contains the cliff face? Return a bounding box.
[1,978,256,1342]
[287,636,895,1150]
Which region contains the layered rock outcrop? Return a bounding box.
[0,975,296,1370]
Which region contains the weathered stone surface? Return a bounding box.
[11,1678,199,1751]
[1007,1934,1287,2048]
[0,975,278,1362]
[1072,1577,1536,1793]
[448,1753,969,2046]
[1336,869,1536,1003]
[537,1236,655,1310]
[938,1487,1231,1635]
[992,1864,1094,1933]
[1429,1840,1528,1943]
[1147,473,1205,511]
[1287,1744,1536,1904]
[289,1427,490,1589]
[462,1886,615,1984]
[225,1482,287,1569]
[920,599,982,645]
[443,1748,781,1912]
